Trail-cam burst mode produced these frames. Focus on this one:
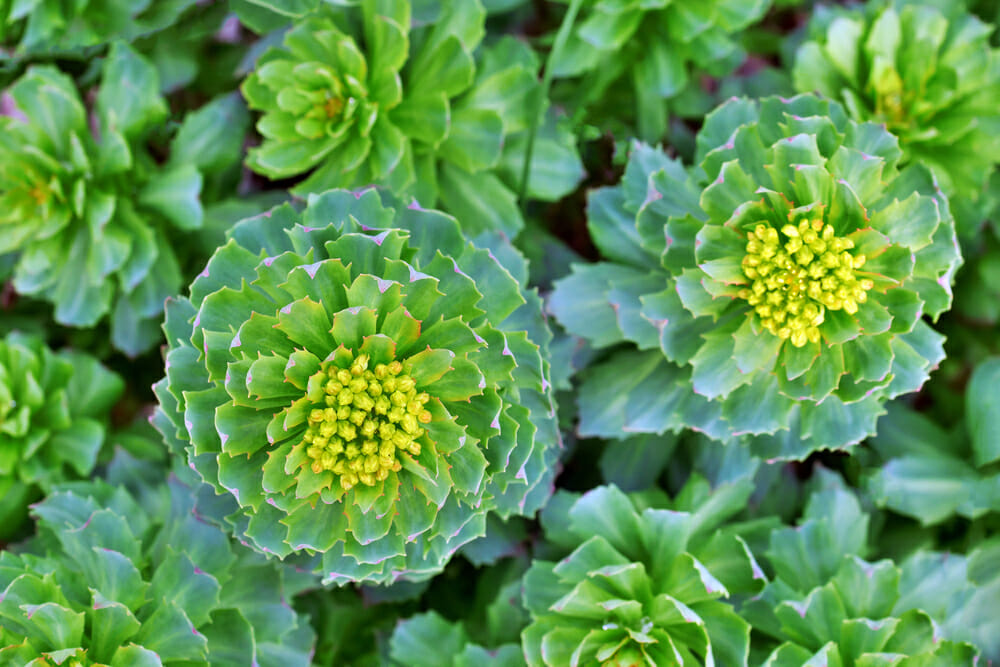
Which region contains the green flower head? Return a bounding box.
[0,43,214,355]
[743,473,982,664]
[522,480,763,666]
[0,475,314,665]
[153,188,558,585]
[551,94,961,456]
[793,1,1000,231]
[549,0,771,140]
[242,0,552,236]
[0,332,122,538]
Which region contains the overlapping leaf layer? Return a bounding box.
[550,0,771,139]
[0,333,122,538]
[0,475,314,665]
[744,473,987,664]
[522,478,762,666]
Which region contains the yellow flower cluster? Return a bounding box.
[738,218,874,348]
[301,352,431,489]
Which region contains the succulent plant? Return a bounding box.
[0,474,315,665]
[241,1,580,236]
[0,0,195,54]
[550,94,961,456]
[521,476,764,667]
[792,1,1000,236]
[0,43,237,355]
[548,0,772,140]
[390,611,525,667]
[743,472,983,664]
[0,332,122,538]
[153,188,558,585]
[866,359,1000,525]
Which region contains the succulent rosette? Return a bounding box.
[742,473,982,664]
[0,332,123,538]
[0,43,218,355]
[549,0,771,140]
[241,1,576,236]
[521,476,764,667]
[0,475,315,665]
[793,1,1000,235]
[153,188,558,585]
[550,94,961,456]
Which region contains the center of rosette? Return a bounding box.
[301,351,431,490]
[739,218,873,348]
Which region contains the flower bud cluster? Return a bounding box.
[738,217,874,348]
[290,65,362,139]
[301,352,432,489]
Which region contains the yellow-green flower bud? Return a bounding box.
[297,351,435,489]
[739,216,872,347]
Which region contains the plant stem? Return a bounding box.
[518,0,585,206]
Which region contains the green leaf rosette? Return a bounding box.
[0,475,315,665]
[792,1,1000,235]
[742,473,982,664]
[153,188,558,585]
[242,0,577,236]
[550,94,961,456]
[0,0,195,54]
[521,477,764,666]
[0,43,219,355]
[0,332,122,539]
[549,0,771,140]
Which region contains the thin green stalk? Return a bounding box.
[518,0,585,205]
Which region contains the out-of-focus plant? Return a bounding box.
[0,473,315,664]
[547,0,772,141]
[743,471,987,664]
[153,188,559,585]
[0,43,248,355]
[793,0,1000,237]
[865,359,1000,525]
[0,0,195,54]
[241,0,583,237]
[550,95,960,457]
[0,332,122,539]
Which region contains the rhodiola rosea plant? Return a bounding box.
[0,469,314,665]
[551,94,960,457]
[0,42,242,355]
[0,333,122,539]
[153,188,559,584]
[4,1,1000,664]
[792,0,1000,236]
[241,0,583,236]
